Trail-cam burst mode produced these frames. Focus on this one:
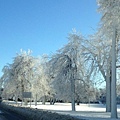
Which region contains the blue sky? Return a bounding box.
[0,0,101,76]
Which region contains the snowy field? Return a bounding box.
[4,101,120,120]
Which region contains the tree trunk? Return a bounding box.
[21,79,24,106]
[42,95,46,105]
[15,95,18,105]
[24,99,28,106]
[71,73,75,111]
[50,98,55,105]
[35,94,37,106]
[76,96,80,105]
[106,74,111,112]
[77,101,80,105]
[50,98,52,105]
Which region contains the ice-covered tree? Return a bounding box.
[1,50,39,102]
[96,0,120,112]
[49,30,95,111]
[97,0,120,37]
[31,55,52,105]
[1,64,15,99]
[83,34,112,111]
[1,50,54,105]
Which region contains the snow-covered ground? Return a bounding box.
[4,101,120,120]
[30,102,120,120]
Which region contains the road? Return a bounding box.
[0,106,27,120]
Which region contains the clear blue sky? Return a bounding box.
[0,0,101,76]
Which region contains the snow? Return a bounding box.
[4,101,120,120]
[30,103,120,120]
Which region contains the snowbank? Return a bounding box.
[0,102,82,120]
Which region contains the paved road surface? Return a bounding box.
[0,107,26,120]
[0,110,6,120]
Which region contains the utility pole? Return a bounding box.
[111,26,117,118]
